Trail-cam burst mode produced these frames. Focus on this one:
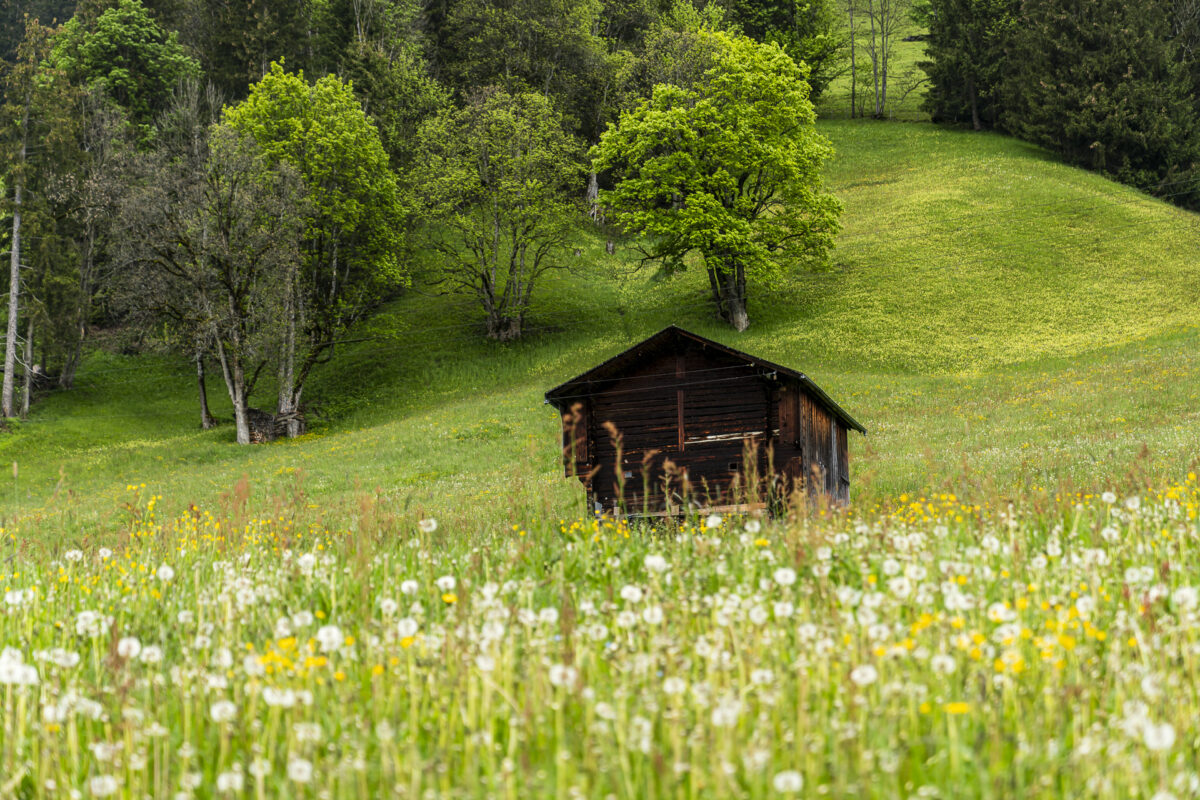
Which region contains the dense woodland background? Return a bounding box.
[1,0,1199,451]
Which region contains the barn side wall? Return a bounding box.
[582,344,773,513]
[789,385,851,504]
[557,352,852,512]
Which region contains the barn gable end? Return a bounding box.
[545,326,865,514]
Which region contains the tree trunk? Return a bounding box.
[848,0,857,118]
[878,1,889,116]
[586,170,601,223]
[231,370,248,444]
[723,269,750,332]
[968,76,982,131]
[196,351,216,429]
[486,314,522,341]
[61,226,97,390]
[867,0,882,117]
[276,266,303,437]
[708,262,750,332]
[3,105,28,419]
[20,317,32,419]
[215,339,250,445]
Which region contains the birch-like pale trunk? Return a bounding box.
[848,0,858,118]
[196,350,216,429]
[20,317,32,418]
[867,0,882,117]
[215,338,249,445]
[3,104,28,418]
[276,259,302,437]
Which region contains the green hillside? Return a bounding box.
[5,120,1200,534]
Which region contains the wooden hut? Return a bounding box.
[545,326,866,515]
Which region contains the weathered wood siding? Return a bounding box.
[550,329,856,513]
[581,343,773,512]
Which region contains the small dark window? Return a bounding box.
[728,461,739,471]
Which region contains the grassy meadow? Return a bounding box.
[1,120,1198,530]
[4,117,1200,797]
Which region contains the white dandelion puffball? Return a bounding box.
[116,637,141,660]
[216,772,244,792]
[418,518,438,533]
[849,664,879,687]
[643,554,669,573]
[263,687,297,708]
[931,654,957,675]
[400,579,419,595]
[397,618,419,638]
[89,775,119,797]
[315,625,343,652]
[1144,722,1176,751]
[642,605,664,625]
[549,662,576,690]
[435,575,456,592]
[772,771,804,792]
[379,598,399,616]
[1172,586,1199,612]
[548,663,577,688]
[1101,491,1117,504]
[619,585,644,603]
[209,700,237,723]
[744,518,762,534]
[155,564,175,582]
[773,567,797,587]
[64,549,84,563]
[287,758,314,783]
[705,514,723,529]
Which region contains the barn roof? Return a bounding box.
[544,326,867,434]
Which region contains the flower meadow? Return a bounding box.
[3,482,1200,799]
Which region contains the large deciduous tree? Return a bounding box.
[593,31,841,332]
[120,125,305,445]
[409,88,583,341]
[224,63,406,435]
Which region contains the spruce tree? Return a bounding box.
[1003,0,1200,201]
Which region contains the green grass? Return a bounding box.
[5,482,1200,798]
[3,120,1200,534]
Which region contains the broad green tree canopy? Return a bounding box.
[224,62,407,422]
[224,62,406,301]
[410,87,582,340]
[593,30,842,330]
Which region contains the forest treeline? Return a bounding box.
[922,0,1200,206]
[0,0,846,442]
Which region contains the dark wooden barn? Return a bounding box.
[544,326,866,515]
